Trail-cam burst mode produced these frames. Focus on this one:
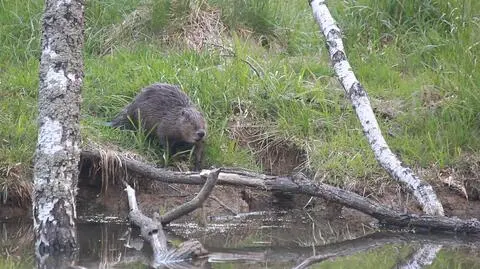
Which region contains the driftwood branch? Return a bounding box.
[124,185,167,255]
[161,168,221,224]
[308,0,444,216]
[118,168,218,266]
[81,150,480,234]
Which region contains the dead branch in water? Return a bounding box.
[81,150,480,234]
[308,0,444,216]
[118,166,217,265]
[161,169,221,224]
[124,184,167,257]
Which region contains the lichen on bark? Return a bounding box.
[33,0,85,256]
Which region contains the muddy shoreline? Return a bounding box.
[2,164,480,226]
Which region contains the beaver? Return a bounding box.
[109,83,207,170]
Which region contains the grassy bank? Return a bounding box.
[1,0,479,203]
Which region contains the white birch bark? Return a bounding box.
[33,0,85,257]
[308,0,444,216]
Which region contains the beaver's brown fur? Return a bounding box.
[110,83,207,170]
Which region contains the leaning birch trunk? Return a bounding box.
[33,0,85,256]
[308,0,444,216]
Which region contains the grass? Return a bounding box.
[0,257,33,269]
[1,0,480,202]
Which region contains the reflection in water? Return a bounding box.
[0,213,480,269]
[396,244,442,269]
[0,218,34,268]
[292,239,444,269]
[36,251,79,269]
[77,222,130,268]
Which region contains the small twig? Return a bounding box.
[209,195,238,215]
[240,58,263,78]
[303,196,315,209]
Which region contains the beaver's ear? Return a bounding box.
[181,109,186,116]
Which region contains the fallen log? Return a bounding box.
[81,150,480,234]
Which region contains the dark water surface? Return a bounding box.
[1,210,480,268]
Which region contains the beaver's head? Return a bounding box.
[178,106,207,144]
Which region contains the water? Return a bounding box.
[1,210,480,268]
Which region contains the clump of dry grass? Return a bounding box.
[228,102,307,176]
[100,0,226,53]
[100,3,152,55]
[81,140,153,193]
[0,163,32,207]
[182,3,225,51]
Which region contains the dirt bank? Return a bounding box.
[2,153,480,228]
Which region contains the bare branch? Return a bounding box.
[160,168,221,224]
[124,184,168,255]
[87,151,215,265]
[122,180,209,266]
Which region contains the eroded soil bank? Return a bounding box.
[3,156,480,227]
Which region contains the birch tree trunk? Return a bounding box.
[33,0,85,257]
[308,0,444,216]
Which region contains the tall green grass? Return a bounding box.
[340,0,480,167]
[0,0,42,64]
[1,0,480,198]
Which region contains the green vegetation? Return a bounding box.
[308,244,480,269]
[0,257,33,269]
[313,244,412,269]
[1,0,480,202]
